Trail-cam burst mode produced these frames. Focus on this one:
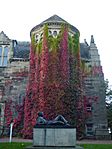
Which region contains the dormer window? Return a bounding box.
[0,46,9,67]
[53,31,57,37]
[40,33,43,37]
[35,34,38,39]
[49,30,52,35]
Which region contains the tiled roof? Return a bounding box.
[30,15,79,34]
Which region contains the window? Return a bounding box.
[86,104,92,112]
[0,104,2,116]
[36,39,38,43]
[35,34,39,43]
[87,124,93,131]
[0,107,1,116]
[0,46,3,66]
[40,33,43,37]
[0,46,9,67]
[18,93,25,104]
[49,30,52,35]
[3,47,8,66]
[53,31,57,36]
[0,47,2,66]
[86,123,93,136]
[35,34,38,39]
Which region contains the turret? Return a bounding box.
[89,35,101,66]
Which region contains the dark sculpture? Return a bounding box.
[36,112,70,126]
[36,112,47,124]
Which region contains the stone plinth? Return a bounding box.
[33,127,76,147]
[26,125,83,149]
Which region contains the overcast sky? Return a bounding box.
[0,0,112,86]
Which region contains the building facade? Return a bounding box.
[0,15,110,139]
[82,37,109,139]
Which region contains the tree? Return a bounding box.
[107,102,112,138]
[105,79,112,138]
[105,79,112,102]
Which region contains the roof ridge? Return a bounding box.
[42,14,67,23]
[30,15,79,34]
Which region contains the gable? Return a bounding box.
[0,31,10,44]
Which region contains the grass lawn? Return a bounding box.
[80,144,112,149]
[0,143,112,149]
[0,142,32,149]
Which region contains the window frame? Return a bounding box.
[0,45,9,67]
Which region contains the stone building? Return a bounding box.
[82,36,109,139]
[0,15,110,139]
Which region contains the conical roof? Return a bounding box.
[42,14,67,24]
[30,15,79,34]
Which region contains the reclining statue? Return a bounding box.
[36,112,70,126]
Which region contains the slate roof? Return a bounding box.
[30,15,79,35]
[43,15,67,23]
[13,41,90,60]
[13,41,30,59]
[80,43,91,60]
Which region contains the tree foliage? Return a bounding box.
[105,79,112,102]
[105,79,112,136]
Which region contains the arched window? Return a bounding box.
[53,31,57,36]
[35,34,38,39]
[0,46,9,67]
[40,33,43,37]
[0,47,3,66]
[0,107,1,116]
[49,30,52,35]
[3,47,8,66]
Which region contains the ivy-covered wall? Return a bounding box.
[0,23,109,139]
[22,24,84,138]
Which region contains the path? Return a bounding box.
[0,138,112,144]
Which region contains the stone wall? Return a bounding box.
[83,36,110,139]
[0,60,29,132]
